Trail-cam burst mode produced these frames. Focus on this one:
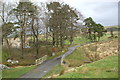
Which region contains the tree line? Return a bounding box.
[0,0,106,59]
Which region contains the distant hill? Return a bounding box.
[105,25,119,32]
[105,25,118,28]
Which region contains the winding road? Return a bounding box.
[17,44,81,80]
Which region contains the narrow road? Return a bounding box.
[17,45,81,80]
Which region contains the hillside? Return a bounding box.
[105,25,119,32]
[105,25,119,28]
[44,38,118,78]
[58,55,118,78]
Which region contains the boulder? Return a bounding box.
[0,64,10,70]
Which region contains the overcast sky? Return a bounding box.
[64,0,119,26]
[1,0,119,26]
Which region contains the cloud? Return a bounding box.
[63,0,118,26]
[1,0,119,26]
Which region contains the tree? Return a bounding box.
[110,28,114,37]
[0,2,16,45]
[2,22,14,56]
[67,8,81,45]
[12,1,39,59]
[84,17,95,41]
[95,24,106,41]
[47,2,81,47]
[84,17,106,42]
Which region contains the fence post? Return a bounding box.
[61,54,65,65]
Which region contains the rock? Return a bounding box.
[67,68,77,72]
[11,60,19,64]
[7,59,12,63]
[0,64,10,70]
[52,53,55,56]
[84,60,92,63]
[52,74,59,78]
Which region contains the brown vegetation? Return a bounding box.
[83,39,118,61]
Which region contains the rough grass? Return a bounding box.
[47,48,67,60]
[58,55,118,78]
[105,25,118,28]
[2,65,36,78]
[43,37,118,78]
[64,47,88,67]
[2,45,66,66]
[65,37,89,45]
[43,45,89,78]
[42,64,64,78]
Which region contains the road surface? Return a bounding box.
[16,45,81,80]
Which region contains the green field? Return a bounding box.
[2,65,36,78]
[44,37,118,78]
[2,25,119,79]
[58,55,118,78]
[65,37,89,45]
[42,64,64,78]
[43,54,118,78]
[105,25,118,29]
[64,46,88,67]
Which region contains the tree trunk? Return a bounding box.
[110,29,114,37]
[5,38,11,58]
[70,36,73,45]
[60,35,63,48]
[36,19,39,58]
[46,27,48,42]
[31,18,39,58]
[20,29,24,59]
[52,33,55,46]
[93,31,96,41]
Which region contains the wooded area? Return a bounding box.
[0,1,108,65]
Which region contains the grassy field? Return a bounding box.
[47,48,67,60]
[43,43,89,78]
[64,47,88,67]
[43,54,118,78]
[0,52,2,63]
[2,25,119,79]
[2,45,68,66]
[43,36,118,78]
[58,55,118,78]
[2,65,36,78]
[42,64,64,78]
[105,25,118,29]
[65,37,89,45]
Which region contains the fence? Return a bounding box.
[61,54,65,65]
[35,55,48,65]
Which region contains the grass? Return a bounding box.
[2,45,65,66]
[1,51,11,63]
[42,64,64,78]
[64,32,118,46]
[47,48,67,60]
[43,37,118,78]
[64,47,88,67]
[2,65,36,78]
[65,37,89,45]
[99,31,118,41]
[73,37,89,44]
[0,45,1,63]
[100,34,111,41]
[105,25,118,29]
[58,55,118,78]
[43,45,88,78]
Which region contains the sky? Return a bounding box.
[1,0,119,26]
[63,0,119,26]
